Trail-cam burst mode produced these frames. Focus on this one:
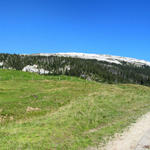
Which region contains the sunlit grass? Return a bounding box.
[0,69,150,149]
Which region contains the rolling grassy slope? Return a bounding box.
[0,69,150,150]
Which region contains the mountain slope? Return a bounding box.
[0,53,150,86]
[31,52,150,67]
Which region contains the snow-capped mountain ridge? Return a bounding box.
[31,53,150,67]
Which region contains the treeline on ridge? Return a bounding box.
[0,53,150,86]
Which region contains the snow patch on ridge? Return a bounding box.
[31,53,150,67]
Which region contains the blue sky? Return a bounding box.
[0,0,150,60]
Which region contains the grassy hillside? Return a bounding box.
[0,69,150,150]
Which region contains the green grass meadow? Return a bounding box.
[0,69,150,149]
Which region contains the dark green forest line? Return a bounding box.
[0,53,150,85]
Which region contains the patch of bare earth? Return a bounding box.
[88,112,150,150]
[26,106,41,112]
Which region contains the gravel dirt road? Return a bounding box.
[103,112,150,150]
